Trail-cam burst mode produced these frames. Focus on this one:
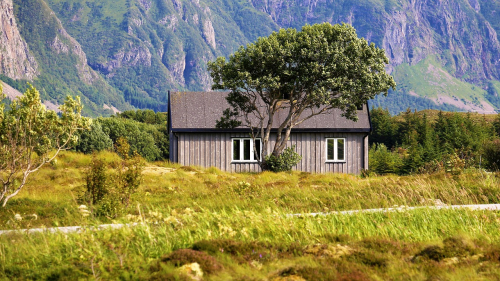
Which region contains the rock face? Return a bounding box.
[0,0,37,80]
[249,0,500,84]
[51,18,100,84]
[2,0,500,113]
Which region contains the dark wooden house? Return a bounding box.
[168,91,372,174]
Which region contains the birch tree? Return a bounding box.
[0,85,91,207]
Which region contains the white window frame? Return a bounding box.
[231,138,262,163]
[325,138,346,162]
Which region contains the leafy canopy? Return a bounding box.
[208,23,396,167]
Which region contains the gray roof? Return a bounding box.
[168,91,371,133]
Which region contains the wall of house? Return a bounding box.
[170,132,369,174]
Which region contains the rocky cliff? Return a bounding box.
[249,0,500,112]
[0,0,37,80]
[1,0,500,114]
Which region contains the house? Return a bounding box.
[168,91,371,174]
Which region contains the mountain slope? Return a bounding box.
[1,0,500,115]
[0,0,37,80]
[249,0,500,113]
[45,0,278,110]
[11,0,134,116]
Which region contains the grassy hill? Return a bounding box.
[2,151,500,279]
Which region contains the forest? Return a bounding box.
[369,108,500,174]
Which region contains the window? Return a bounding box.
[232,138,261,162]
[326,138,345,162]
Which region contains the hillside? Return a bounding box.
[2,151,500,279]
[1,0,500,115]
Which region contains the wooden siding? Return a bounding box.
[171,132,369,174]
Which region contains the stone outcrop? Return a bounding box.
[202,19,216,49]
[92,43,152,77]
[250,0,500,83]
[51,17,100,84]
[0,0,37,80]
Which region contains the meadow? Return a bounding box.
[2,151,500,280]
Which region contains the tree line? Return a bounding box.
[75,109,169,162]
[369,108,500,174]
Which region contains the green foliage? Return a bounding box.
[368,144,403,174]
[209,23,395,168]
[97,117,165,161]
[264,146,302,172]
[370,108,497,174]
[116,109,167,125]
[79,140,144,218]
[483,139,500,171]
[215,108,242,128]
[75,122,113,154]
[0,85,90,207]
[369,108,399,148]
[82,154,108,206]
[114,139,145,209]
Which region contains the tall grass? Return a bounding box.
[2,208,500,279]
[2,151,500,230]
[2,151,500,279]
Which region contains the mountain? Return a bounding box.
[1,0,500,115]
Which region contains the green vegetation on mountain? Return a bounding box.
[12,0,131,116]
[0,0,499,115]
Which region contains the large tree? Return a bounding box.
[0,85,90,207]
[208,23,396,170]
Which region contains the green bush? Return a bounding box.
[369,144,403,174]
[82,154,108,206]
[99,117,163,161]
[79,140,145,218]
[264,146,302,172]
[483,139,500,171]
[75,122,113,154]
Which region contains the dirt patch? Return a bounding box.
[433,95,496,113]
[142,166,176,175]
[103,103,121,114]
[1,81,22,100]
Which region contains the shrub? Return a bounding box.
[82,153,108,206]
[161,249,223,274]
[75,122,113,154]
[264,145,302,172]
[99,117,163,161]
[369,144,403,174]
[483,139,500,171]
[79,139,144,218]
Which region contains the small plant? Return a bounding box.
[115,137,145,208]
[82,153,108,207]
[79,139,144,218]
[445,152,465,175]
[264,146,302,172]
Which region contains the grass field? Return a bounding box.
[2,151,500,280]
